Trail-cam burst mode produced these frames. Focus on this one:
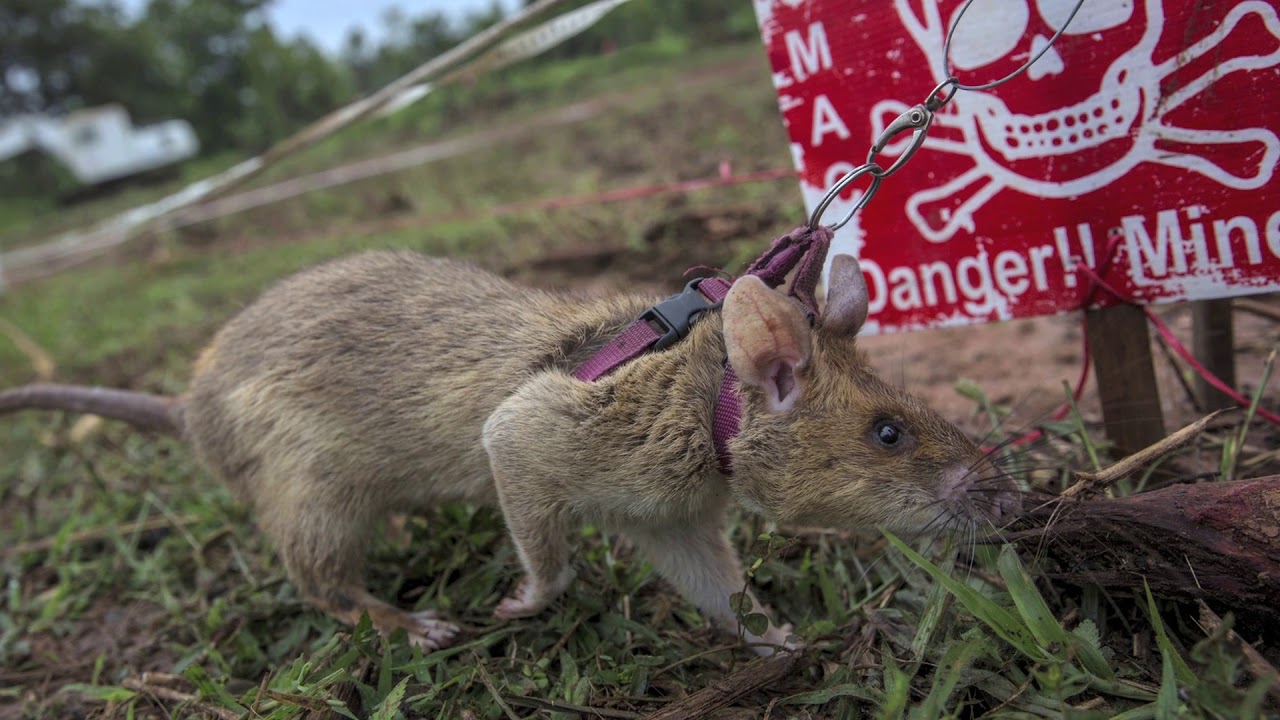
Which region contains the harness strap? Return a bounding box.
[712,366,741,473]
[573,224,834,476]
[573,276,732,382]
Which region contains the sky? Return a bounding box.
[119,0,521,54]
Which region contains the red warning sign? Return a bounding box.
[754,0,1280,333]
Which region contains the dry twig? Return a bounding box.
[121,675,239,720]
[1063,409,1231,498]
[643,650,805,720]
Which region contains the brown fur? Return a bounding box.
[1,249,1017,652]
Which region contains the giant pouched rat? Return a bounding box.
[0,250,1019,652]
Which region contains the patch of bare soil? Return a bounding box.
[858,303,1280,449]
[505,204,789,294]
[1,598,177,719]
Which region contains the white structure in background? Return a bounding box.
[0,104,199,185]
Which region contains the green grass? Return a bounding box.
[2,35,1279,720]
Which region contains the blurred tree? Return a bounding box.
[233,24,352,150]
[0,0,762,194]
[1,0,351,161]
[0,0,134,115]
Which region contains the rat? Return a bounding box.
[0,249,1020,653]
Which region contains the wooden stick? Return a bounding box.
[1062,409,1231,498]
[643,651,804,720]
[121,677,239,720]
[1191,300,1236,410]
[473,657,520,720]
[1003,476,1280,627]
[1086,304,1167,455]
[0,316,55,380]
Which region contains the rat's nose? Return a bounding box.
[989,487,1023,523]
[941,457,1022,525]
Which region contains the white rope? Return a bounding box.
[1,0,633,291]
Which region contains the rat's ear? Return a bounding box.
[723,276,811,412]
[821,253,869,337]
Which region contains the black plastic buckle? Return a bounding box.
[643,278,724,351]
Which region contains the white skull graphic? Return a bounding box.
[878,0,1280,242]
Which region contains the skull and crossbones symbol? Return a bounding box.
[873,0,1280,243]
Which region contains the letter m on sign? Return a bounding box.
[785,22,831,82]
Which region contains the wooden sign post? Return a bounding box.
[1191,299,1237,411]
[753,0,1280,454]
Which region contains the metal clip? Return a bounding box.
[807,163,884,231]
[866,104,934,179]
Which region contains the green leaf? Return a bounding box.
[1073,618,1101,650]
[1157,641,1179,720]
[782,682,880,705]
[183,665,247,716]
[559,651,579,697]
[879,651,910,720]
[914,635,990,719]
[60,684,137,702]
[742,612,769,637]
[815,558,847,624]
[1108,702,1158,720]
[1143,581,1195,687]
[630,655,668,667]
[883,532,1045,661]
[911,549,955,662]
[371,676,410,720]
[997,545,1113,680]
[953,378,986,403]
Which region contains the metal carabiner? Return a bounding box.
[866,104,934,179]
[807,162,884,231]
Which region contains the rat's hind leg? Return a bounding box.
[317,586,460,651]
[257,479,460,650]
[488,469,576,619]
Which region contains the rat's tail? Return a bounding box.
[0,384,184,435]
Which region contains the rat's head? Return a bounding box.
[721,254,1020,534]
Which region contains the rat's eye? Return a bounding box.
[874,420,902,447]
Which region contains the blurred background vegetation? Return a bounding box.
[0,0,760,200]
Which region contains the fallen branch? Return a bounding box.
[643,650,805,720]
[1004,476,1280,628]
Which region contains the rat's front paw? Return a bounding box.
[752,622,800,656]
[494,595,545,619]
[494,569,576,620]
[494,576,546,619]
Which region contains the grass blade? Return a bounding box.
[1143,581,1195,687]
[997,545,1114,680]
[883,531,1045,661]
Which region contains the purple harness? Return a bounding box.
[573,225,833,474]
